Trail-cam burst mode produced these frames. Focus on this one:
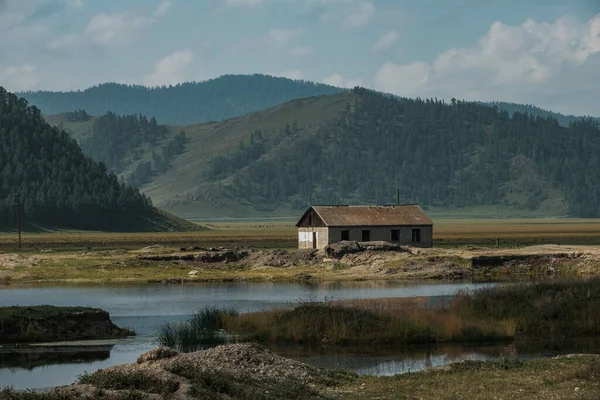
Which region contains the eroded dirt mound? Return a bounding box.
[37,343,356,399]
[325,241,409,259]
[139,248,324,268]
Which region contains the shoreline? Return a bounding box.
[4,343,599,399]
[1,243,600,285]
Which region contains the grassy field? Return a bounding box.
[1,218,600,284]
[2,217,600,251]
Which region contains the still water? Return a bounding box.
[1,280,589,391]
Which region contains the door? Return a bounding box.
[312,232,317,249]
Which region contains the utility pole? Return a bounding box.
[397,189,400,206]
[16,194,21,249]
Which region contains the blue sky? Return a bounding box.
[0,0,599,115]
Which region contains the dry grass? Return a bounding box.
[2,218,600,251]
[221,297,516,345]
[433,218,600,245]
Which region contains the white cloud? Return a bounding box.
[268,28,303,47]
[323,72,362,88]
[373,13,600,107]
[85,13,152,47]
[154,1,172,18]
[318,1,374,29]
[225,0,265,6]
[47,2,171,51]
[144,49,195,87]
[47,33,83,51]
[373,30,399,51]
[0,64,39,91]
[374,62,430,95]
[341,1,374,29]
[68,0,83,8]
[269,69,304,80]
[290,45,313,57]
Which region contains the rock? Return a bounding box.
[187,270,198,276]
[137,347,179,364]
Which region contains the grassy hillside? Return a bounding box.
[20,74,344,125]
[151,89,600,219]
[44,87,600,220]
[140,92,355,218]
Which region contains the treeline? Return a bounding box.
[206,88,600,217]
[487,101,598,128]
[0,87,156,230]
[18,74,344,125]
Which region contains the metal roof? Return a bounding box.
[307,205,433,227]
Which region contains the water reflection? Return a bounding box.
[0,345,113,371]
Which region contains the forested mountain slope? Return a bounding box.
[486,101,599,127]
[0,88,199,231]
[47,110,187,187]
[19,74,344,125]
[150,88,600,219]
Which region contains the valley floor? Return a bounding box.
[1,218,600,284]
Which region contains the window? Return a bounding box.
[308,215,312,225]
[412,229,421,242]
[361,230,370,242]
[341,230,350,241]
[391,229,400,242]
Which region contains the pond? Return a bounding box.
[2,279,597,391]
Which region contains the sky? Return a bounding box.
[0,0,599,116]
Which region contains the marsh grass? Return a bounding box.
[221,279,600,345]
[451,278,600,336]
[156,307,238,352]
[222,297,516,345]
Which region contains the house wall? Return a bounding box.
[328,225,433,247]
[298,227,329,249]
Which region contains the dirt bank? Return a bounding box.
[2,242,600,284]
[0,306,134,344]
[21,343,355,399]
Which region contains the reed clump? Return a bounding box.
[156,307,238,352]
[451,278,600,336]
[157,279,600,348]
